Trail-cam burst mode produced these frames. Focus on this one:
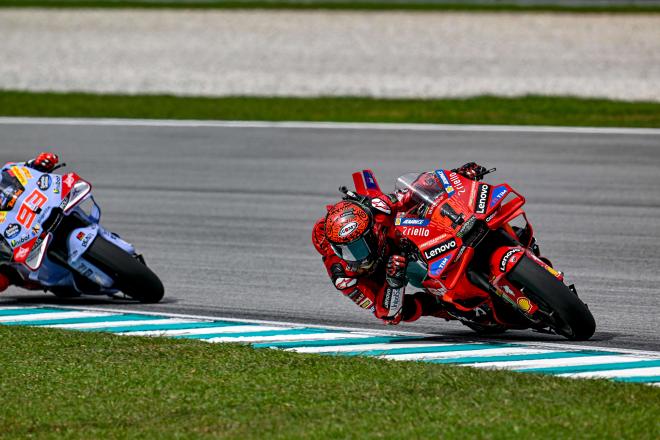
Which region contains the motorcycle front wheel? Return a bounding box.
[508,256,595,341]
[84,236,164,303]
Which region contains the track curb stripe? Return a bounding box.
[1,306,659,385]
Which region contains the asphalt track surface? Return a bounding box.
[1,119,659,351]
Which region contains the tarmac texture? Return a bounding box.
[1,120,659,351]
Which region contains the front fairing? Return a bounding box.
[394,169,472,282]
[1,167,62,253]
[0,166,95,270]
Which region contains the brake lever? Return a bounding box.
[50,162,67,172]
[475,167,496,180]
[339,186,369,205]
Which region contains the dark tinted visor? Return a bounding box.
[330,229,377,263]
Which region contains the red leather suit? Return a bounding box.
[312,190,437,325]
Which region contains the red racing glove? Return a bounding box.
[386,254,407,288]
[29,152,59,172]
[455,162,488,181]
[381,254,407,325]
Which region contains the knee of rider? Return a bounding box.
[402,296,423,322]
[0,273,10,292]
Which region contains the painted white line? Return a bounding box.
[382,347,550,361]
[45,304,660,357]
[470,355,649,370]
[0,306,43,310]
[1,117,659,136]
[290,342,467,354]
[121,325,295,337]
[204,332,374,344]
[560,367,660,380]
[49,318,206,329]
[0,311,114,323]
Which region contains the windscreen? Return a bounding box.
[395,171,446,206]
[0,170,24,212]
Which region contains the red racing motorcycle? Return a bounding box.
[351,167,596,341]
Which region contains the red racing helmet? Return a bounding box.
[325,200,384,268]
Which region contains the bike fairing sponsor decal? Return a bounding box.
[9,166,32,186]
[10,235,32,248]
[4,223,21,239]
[435,170,454,196]
[53,176,61,194]
[401,226,430,237]
[489,185,508,208]
[429,252,454,276]
[498,283,538,314]
[63,173,76,188]
[339,222,358,238]
[37,174,52,191]
[423,238,457,261]
[455,245,467,261]
[448,172,466,195]
[371,198,391,214]
[499,248,523,272]
[456,215,476,238]
[395,218,430,226]
[485,211,497,223]
[516,297,533,313]
[475,184,490,214]
[420,233,450,250]
[76,230,93,248]
[14,245,30,261]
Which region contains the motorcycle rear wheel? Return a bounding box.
[85,236,164,303]
[508,256,595,341]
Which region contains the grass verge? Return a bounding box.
[1,0,660,13]
[2,91,660,127]
[0,326,658,439]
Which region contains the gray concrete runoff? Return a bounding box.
[1,10,659,101]
[1,120,659,351]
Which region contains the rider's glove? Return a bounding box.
[455,162,488,181]
[386,254,407,288]
[28,152,59,172]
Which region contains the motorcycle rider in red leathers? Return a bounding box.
[312,162,488,325]
[0,152,60,293]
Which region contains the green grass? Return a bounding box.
[2,90,660,128]
[1,0,660,13]
[0,326,658,439]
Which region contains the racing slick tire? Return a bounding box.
[508,256,595,341]
[85,236,164,303]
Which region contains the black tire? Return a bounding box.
[508,256,595,340]
[84,236,164,303]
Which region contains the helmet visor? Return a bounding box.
[330,230,377,264]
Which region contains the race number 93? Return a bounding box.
[16,189,48,229]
